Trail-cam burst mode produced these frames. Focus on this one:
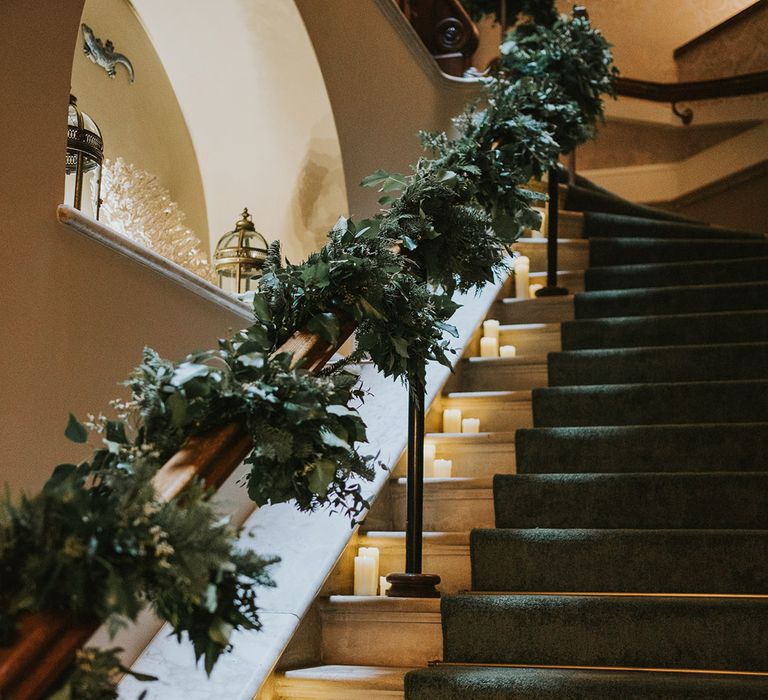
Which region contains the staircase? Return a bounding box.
[269,183,768,698]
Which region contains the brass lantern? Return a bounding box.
[214,208,269,294]
[65,94,104,219]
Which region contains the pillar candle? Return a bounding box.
[358,546,380,579]
[424,443,436,478]
[480,337,499,357]
[462,418,480,433]
[433,459,453,478]
[354,556,377,596]
[514,256,530,298]
[483,319,500,339]
[443,408,462,433]
[529,283,543,298]
[500,345,517,358]
[379,576,392,596]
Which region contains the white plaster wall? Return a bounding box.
[73,0,209,244]
[130,0,349,263]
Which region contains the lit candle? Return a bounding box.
[514,256,530,298]
[483,319,500,339]
[424,443,436,478]
[462,418,480,433]
[354,556,377,596]
[379,576,392,596]
[500,345,517,358]
[529,283,543,298]
[443,408,462,433]
[433,459,453,478]
[480,337,499,357]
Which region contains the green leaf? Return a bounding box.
[105,420,128,444]
[390,337,410,358]
[307,459,337,498]
[251,293,272,322]
[306,312,340,345]
[64,413,88,443]
[321,429,351,451]
[170,363,210,387]
[167,392,188,428]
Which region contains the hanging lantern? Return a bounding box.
[65,94,104,219]
[214,208,269,294]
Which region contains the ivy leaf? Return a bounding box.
[251,293,272,323]
[64,414,88,443]
[307,312,340,345]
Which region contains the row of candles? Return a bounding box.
[353,546,391,596]
[480,318,518,358]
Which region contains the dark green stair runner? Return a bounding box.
[561,310,768,350]
[406,195,768,698]
[532,380,768,426]
[575,281,768,318]
[471,529,768,593]
[584,256,768,291]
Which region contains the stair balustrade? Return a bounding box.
[0,322,354,700]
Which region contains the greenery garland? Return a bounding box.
[0,6,616,698]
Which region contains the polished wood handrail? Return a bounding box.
[398,0,480,76]
[0,322,354,700]
[616,71,768,103]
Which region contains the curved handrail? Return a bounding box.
[0,322,355,700]
[615,70,768,103]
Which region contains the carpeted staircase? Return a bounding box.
[405,193,768,698]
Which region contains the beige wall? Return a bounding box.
[296,0,478,218]
[131,0,349,263]
[0,2,250,495]
[558,0,756,81]
[73,0,208,244]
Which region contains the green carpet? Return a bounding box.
[492,473,768,528]
[547,342,768,386]
[532,380,768,426]
[589,237,768,266]
[584,256,768,291]
[406,666,768,699]
[583,212,764,240]
[515,424,768,473]
[406,184,768,699]
[561,310,768,350]
[471,529,768,593]
[575,281,768,318]
[440,594,768,669]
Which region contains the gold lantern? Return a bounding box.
[65,94,104,219]
[214,208,269,294]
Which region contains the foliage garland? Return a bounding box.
[0,5,616,698]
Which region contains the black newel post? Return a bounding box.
[387,371,441,598]
[535,166,570,298]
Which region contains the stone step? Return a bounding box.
[359,532,471,594]
[495,295,575,324]
[458,356,549,393]
[514,238,590,272]
[529,270,585,294]
[497,323,562,355]
[391,477,494,531]
[524,209,586,239]
[438,391,533,433]
[317,596,442,667]
[275,665,410,699]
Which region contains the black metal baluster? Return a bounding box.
[535,166,570,297]
[387,373,441,598]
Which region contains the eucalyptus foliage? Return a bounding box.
[496,7,618,153]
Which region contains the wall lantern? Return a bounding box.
[214,208,269,294]
[65,94,104,219]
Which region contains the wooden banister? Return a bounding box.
[398,0,480,76]
[616,71,768,103]
[0,323,355,700]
